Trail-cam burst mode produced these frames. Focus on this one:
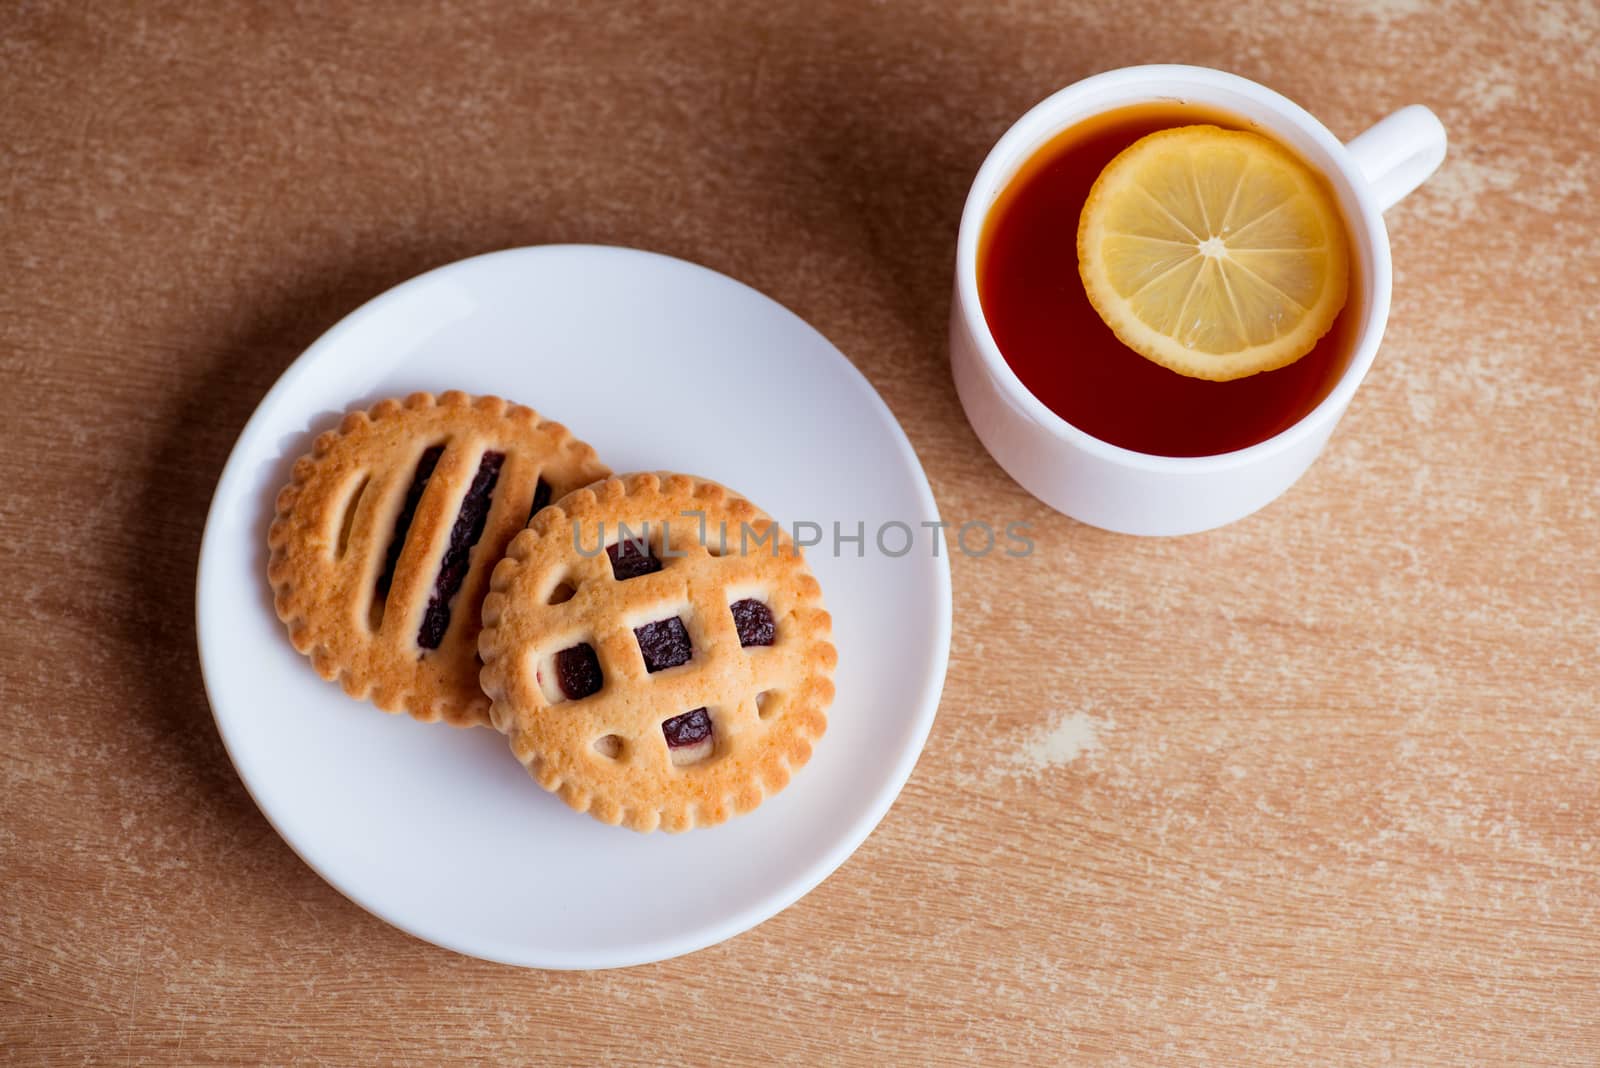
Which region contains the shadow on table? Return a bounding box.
[753,8,1099,381]
[733,9,1101,511]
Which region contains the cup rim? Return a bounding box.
[955,64,1395,473]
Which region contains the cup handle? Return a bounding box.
[1343,105,1447,213]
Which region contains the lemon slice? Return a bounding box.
[1077,124,1349,381]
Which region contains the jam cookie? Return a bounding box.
[478,472,835,832]
[268,391,610,726]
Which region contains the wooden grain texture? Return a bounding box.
[2,1,1597,1064]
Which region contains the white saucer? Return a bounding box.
[195,245,952,969]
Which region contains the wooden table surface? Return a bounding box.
[5,2,1597,1063]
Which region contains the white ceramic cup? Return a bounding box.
[950,65,1446,535]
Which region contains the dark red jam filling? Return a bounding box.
[635,617,692,672]
[662,707,712,749]
[607,539,662,581]
[730,599,775,647]
[375,444,444,602]
[417,451,504,649]
[528,478,552,524]
[555,643,603,700]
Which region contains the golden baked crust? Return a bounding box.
[267,391,610,727]
[478,472,836,832]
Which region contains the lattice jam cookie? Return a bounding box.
[268,391,610,726]
[478,472,836,832]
